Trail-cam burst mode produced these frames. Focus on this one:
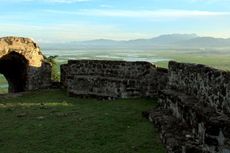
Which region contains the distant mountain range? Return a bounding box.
[40,34,230,50]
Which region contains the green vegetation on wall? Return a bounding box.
[45,55,60,81]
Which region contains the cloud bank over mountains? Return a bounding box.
[0,0,230,41]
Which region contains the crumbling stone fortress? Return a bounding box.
[1,36,230,153]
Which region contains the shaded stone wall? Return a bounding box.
[146,61,230,153]
[27,63,52,90]
[168,61,230,114]
[61,60,168,99]
[0,37,52,92]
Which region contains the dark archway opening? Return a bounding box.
[0,52,29,93]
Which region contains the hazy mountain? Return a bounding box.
[179,37,230,47]
[40,34,230,50]
[149,33,198,44]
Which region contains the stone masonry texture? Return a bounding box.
[145,61,230,153]
[61,60,168,99]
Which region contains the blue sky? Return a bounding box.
[0,0,230,42]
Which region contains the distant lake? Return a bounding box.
[43,49,171,63]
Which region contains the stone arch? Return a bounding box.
[0,37,51,93]
[0,51,28,92]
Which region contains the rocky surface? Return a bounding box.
[0,36,51,92]
[61,60,168,99]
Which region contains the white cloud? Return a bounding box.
[45,9,230,19]
[44,0,90,3]
[3,0,90,3]
[1,22,230,42]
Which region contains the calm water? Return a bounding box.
[43,49,171,63]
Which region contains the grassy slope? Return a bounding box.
[0,89,165,153]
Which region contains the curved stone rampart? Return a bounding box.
[168,61,230,114]
[146,61,230,153]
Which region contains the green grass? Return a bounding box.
[0,75,8,94]
[155,52,230,70]
[0,89,165,153]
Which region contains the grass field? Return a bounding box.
[0,89,165,153]
[154,51,230,70]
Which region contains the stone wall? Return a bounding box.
[0,37,44,67]
[168,61,230,114]
[145,61,230,153]
[61,60,168,99]
[27,63,52,90]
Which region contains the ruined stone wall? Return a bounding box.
[0,37,44,67]
[61,60,168,99]
[27,63,52,90]
[146,61,230,153]
[0,37,52,92]
[168,61,230,114]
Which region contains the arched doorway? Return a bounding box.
[0,52,28,93]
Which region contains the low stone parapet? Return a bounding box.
[61,60,168,99]
[168,61,230,114]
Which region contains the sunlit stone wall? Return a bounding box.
[61,60,168,99]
